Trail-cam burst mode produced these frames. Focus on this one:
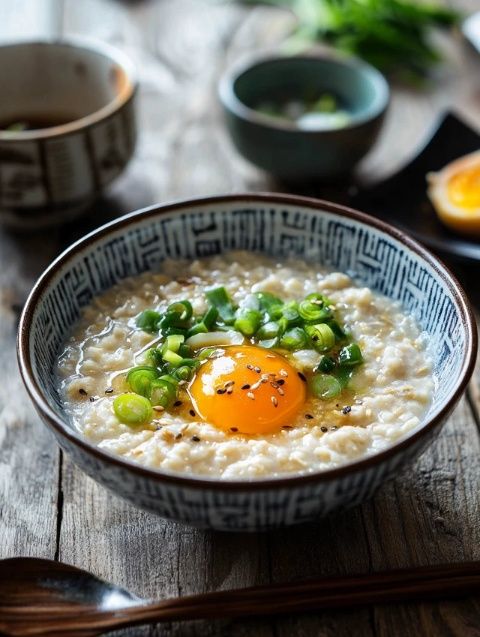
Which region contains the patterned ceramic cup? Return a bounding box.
[0,38,137,228]
[18,194,477,531]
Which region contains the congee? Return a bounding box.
[57,251,433,479]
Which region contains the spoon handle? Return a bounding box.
[85,561,480,632]
[3,561,480,635]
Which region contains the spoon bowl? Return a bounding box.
[0,558,142,637]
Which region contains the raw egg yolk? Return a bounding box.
[447,165,480,209]
[188,345,306,435]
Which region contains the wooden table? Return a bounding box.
[1,1,480,635]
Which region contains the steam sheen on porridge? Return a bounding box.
[57,252,433,479]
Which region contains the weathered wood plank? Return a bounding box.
[0,1,63,563]
[0,231,61,560]
[1,1,478,636]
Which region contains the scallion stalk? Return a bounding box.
[150,378,177,408]
[113,393,153,424]
[258,321,281,340]
[280,327,308,350]
[338,343,363,366]
[306,323,336,351]
[234,309,262,336]
[205,287,236,324]
[136,310,161,333]
[309,374,342,400]
[126,366,159,397]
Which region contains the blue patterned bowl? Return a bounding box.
[18,194,477,531]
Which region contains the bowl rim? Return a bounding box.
[0,36,138,142]
[17,193,477,492]
[218,50,390,133]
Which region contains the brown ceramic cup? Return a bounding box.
[0,37,137,229]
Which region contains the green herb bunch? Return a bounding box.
[243,0,460,83]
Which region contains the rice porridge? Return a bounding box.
[57,252,433,479]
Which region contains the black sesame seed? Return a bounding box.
[282,425,293,430]
[298,372,307,382]
[216,388,226,395]
[241,384,251,390]
[189,409,196,417]
[277,379,285,386]
[305,414,314,420]
[79,388,88,396]
[175,433,183,440]
[191,435,201,442]
[105,388,113,394]
[174,400,182,407]
[254,366,261,373]
[342,406,352,415]
[321,426,328,433]
[247,364,254,371]
[89,396,96,402]
[230,427,238,432]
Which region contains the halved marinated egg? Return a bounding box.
[188,345,306,435]
[427,151,480,237]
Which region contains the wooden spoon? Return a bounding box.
[2,557,480,636]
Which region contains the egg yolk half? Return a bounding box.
[189,345,306,435]
[447,165,480,209]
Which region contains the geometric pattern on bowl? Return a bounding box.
[19,194,476,530]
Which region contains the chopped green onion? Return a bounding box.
[197,347,220,360]
[234,309,262,336]
[136,310,161,332]
[187,321,209,337]
[256,292,283,319]
[178,343,192,358]
[126,366,159,397]
[327,320,347,340]
[257,321,281,340]
[205,287,235,324]
[146,347,164,367]
[306,323,336,352]
[158,311,184,329]
[298,297,331,323]
[185,330,244,349]
[336,366,354,389]
[163,334,185,353]
[309,374,342,400]
[280,327,308,350]
[175,357,200,368]
[159,373,178,386]
[281,302,301,325]
[162,349,184,366]
[174,365,194,381]
[166,300,192,322]
[338,343,363,367]
[113,393,152,424]
[150,378,177,408]
[315,356,336,374]
[202,306,218,329]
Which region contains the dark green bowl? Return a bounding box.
[219,52,389,181]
